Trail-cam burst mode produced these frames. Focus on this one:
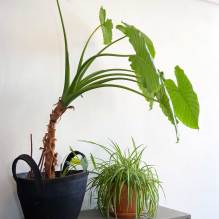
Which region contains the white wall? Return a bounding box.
[0,0,218,218]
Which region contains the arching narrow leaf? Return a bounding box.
[164,66,199,129]
[99,7,113,45]
[56,0,70,98]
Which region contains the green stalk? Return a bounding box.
[56,0,70,98]
[77,25,101,71]
[63,83,150,106]
[97,53,131,57]
[79,68,134,84]
[84,77,137,87]
[69,31,125,95]
[76,37,127,83]
[66,53,133,96]
[78,71,136,89]
[78,53,131,76]
[78,73,136,90]
[68,26,101,95]
[98,36,126,54]
[67,37,128,95]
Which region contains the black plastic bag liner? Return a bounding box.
[12,152,88,219]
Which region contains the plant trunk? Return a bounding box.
[41,100,67,178]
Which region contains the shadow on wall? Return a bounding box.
[0,177,23,219]
[198,0,219,6]
[0,1,94,219]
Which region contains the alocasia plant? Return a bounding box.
[39,0,199,178]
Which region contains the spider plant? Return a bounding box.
[87,139,161,218]
[39,0,199,178]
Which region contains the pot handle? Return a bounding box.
[62,151,86,171]
[12,154,42,192]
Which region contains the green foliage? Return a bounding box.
[117,23,160,105]
[158,87,175,125]
[142,33,156,58]
[61,147,88,176]
[56,0,70,97]
[86,140,161,218]
[157,72,179,141]
[117,23,156,58]
[99,7,113,45]
[55,1,199,140]
[164,66,199,129]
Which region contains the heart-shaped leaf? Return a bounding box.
[165,66,199,129]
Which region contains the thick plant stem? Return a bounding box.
[41,100,67,178]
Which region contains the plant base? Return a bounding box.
[12,154,88,219]
[111,185,136,219]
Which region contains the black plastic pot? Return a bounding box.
[12,152,88,219]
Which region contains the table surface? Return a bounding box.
[79,206,191,219]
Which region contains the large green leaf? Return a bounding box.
[157,85,179,141]
[117,22,155,58]
[99,7,113,45]
[142,33,156,58]
[129,55,159,100]
[157,87,175,125]
[164,66,199,129]
[117,23,159,103]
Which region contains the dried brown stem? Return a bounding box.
[30,134,33,158]
[28,134,34,178]
[39,100,67,178]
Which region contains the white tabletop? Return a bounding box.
[79,206,191,219]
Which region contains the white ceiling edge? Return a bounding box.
[199,0,219,5]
